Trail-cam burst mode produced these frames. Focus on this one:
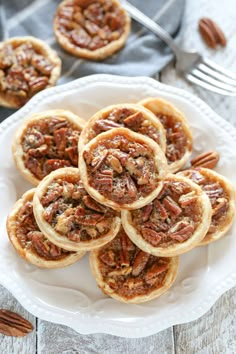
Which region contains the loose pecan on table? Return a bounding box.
[0,309,33,337]
[199,18,226,49]
[190,151,220,169]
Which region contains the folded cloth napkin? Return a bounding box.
[0,0,185,121]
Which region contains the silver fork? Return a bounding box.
[123,1,236,96]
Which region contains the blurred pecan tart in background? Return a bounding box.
[7,189,85,268]
[79,127,168,210]
[53,0,130,60]
[33,168,121,251]
[179,168,236,245]
[12,109,85,185]
[139,98,193,173]
[122,174,212,257]
[79,103,166,152]
[90,227,178,303]
[0,37,61,108]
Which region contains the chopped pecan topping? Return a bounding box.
[22,117,82,180]
[130,177,202,247]
[191,151,220,169]
[84,133,160,205]
[97,228,171,299]
[0,41,56,106]
[40,173,118,243]
[15,196,72,260]
[54,0,127,52]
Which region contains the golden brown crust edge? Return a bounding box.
[6,188,85,269]
[12,109,86,186]
[33,167,121,251]
[0,36,61,109]
[139,97,193,173]
[121,174,212,257]
[179,168,236,246]
[89,249,179,303]
[53,0,131,60]
[79,103,167,153]
[79,127,169,211]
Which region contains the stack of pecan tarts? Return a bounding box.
[7,98,236,304]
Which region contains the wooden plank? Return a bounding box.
[0,285,36,354]
[37,320,174,354]
[174,288,236,354]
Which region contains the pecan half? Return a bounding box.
[0,309,33,337]
[169,221,194,242]
[132,251,149,276]
[141,228,164,246]
[144,262,168,286]
[191,151,220,169]
[199,18,226,48]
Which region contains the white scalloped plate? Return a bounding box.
[0,75,236,338]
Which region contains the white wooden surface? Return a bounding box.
[1,0,236,352]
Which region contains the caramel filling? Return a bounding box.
[131,179,201,247]
[88,107,162,144]
[22,117,81,180]
[0,42,54,104]
[40,175,118,242]
[183,169,229,234]
[98,228,170,299]
[84,134,160,204]
[156,114,188,163]
[55,0,126,51]
[15,199,71,260]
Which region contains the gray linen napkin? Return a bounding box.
[0,0,185,121]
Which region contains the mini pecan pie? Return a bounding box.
[79,127,168,210]
[178,168,236,245]
[7,189,85,268]
[33,167,121,251]
[0,37,61,108]
[12,109,85,185]
[139,98,193,173]
[90,227,178,303]
[53,0,131,60]
[79,103,166,152]
[122,174,212,257]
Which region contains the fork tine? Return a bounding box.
[197,63,236,86]
[186,73,236,96]
[202,58,236,80]
[190,68,236,93]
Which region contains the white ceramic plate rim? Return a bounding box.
[0,74,236,338]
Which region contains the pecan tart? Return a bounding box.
[79,103,166,152]
[53,0,131,60]
[139,98,193,173]
[90,227,178,303]
[12,109,85,185]
[7,189,85,268]
[33,167,121,251]
[0,37,61,108]
[178,168,236,245]
[122,174,212,257]
[79,127,168,210]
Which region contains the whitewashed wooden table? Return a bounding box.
[1,0,236,352]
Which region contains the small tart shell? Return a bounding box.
[33,167,121,251]
[178,168,236,246]
[139,97,193,173]
[79,127,168,211]
[12,109,86,186]
[53,0,131,60]
[121,174,212,257]
[7,189,85,269]
[0,36,61,109]
[79,103,166,152]
[90,238,179,304]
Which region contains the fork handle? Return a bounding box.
[123,1,181,57]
